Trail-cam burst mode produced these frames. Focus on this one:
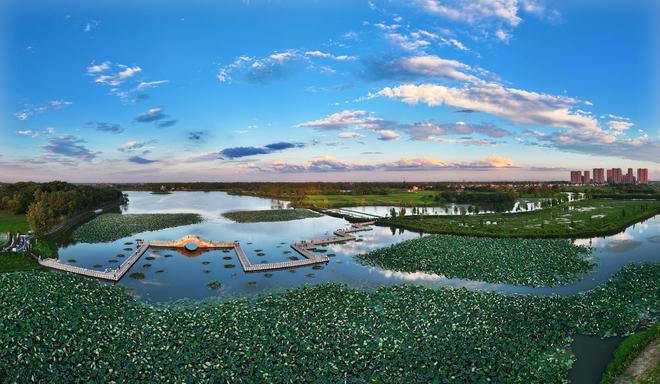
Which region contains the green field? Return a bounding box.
[303,191,439,207]
[223,209,321,223]
[357,235,594,286]
[0,263,658,382]
[380,199,660,238]
[73,213,203,243]
[0,252,41,273]
[0,213,29,233]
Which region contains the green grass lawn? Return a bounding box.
[380,199,660,238]
[304,191,439,207]
[223,209,321,223]
[0,213,30,233]
[0,252,41,273]
[356,235,594,286]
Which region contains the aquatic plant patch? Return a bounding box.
[357,235,595,286]
[0,264,657,382]
[73,213,203,243]
[222,209,321,223]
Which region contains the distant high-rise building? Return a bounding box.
[611,168,623,184]
[570,171,582,185]
[623,168,635,184]
[637,168,649,184]
[574,167,648,185]
[593,168,605,184]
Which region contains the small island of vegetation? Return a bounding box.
[222,209,321,223]
[357,235,594,286]
[73,213,203,243]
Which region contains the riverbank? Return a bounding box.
[600,322,660,383]
[379,199,660,238]
[0,263,657,382]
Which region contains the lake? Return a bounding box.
[53,191,658,302]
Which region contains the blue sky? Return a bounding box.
[1,0,658,182]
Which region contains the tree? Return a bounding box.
[27,201,52,235]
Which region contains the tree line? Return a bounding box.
[0,182,125,234]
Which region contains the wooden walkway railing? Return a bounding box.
[37,221,376,279]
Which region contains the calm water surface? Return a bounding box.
[55,191,659,302]
[340,192,585,217]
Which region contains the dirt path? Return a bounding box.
[615,338,660,383]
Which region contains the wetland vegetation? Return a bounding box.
[0,263,658,382]
[357,235,594,286]
[222,209,321,223]
[380,199,660,238]
[73,213,203,243]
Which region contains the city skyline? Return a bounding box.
[570,167,650,185]
[1,0,659,182]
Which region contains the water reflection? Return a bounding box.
[54,191,657,302]
[341,192,585,217]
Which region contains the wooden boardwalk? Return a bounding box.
[37,221,376,279]
[38,241,150,281]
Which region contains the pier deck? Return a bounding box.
[37,221,375,279]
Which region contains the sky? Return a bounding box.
[1,0,658,182]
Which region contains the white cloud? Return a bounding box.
[14,100,72,121]
[607,120,634,132]
[338,132,367,139]
[376,129,400,141]
[495,28,511,43]
[419,0,522,26]
[385,33,431,52]
[86,61,165,101]
[137,80,170,90]
[441,37,469,51]
[392,55,478,82]
[117,66,142,80]
[118,140,157,153]
[415,0,559,43]
[83,20,99,33]
[375,82,598,130]
[304,51,357,61]
[297,110,383,130]
[87,61,111,73]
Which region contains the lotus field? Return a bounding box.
[357,235,594,286]
[0,263,658,382]
[222,209,321,223]
[73,213,203,243]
